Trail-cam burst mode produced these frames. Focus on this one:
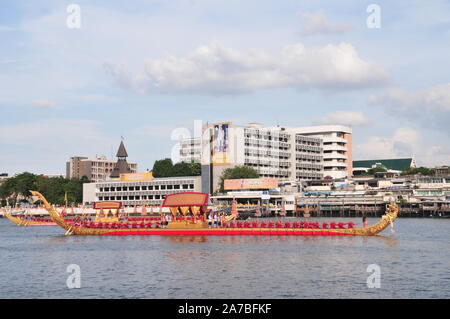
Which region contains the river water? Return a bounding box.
[0,217,449,299]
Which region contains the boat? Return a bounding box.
[30,190,398,236]
[2,208,57,226]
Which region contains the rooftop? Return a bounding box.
[353,158,415,171]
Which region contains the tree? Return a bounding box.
[152,159,201,177]
[173,161,192,176]
[367,166,387,175]
[401,167,435,176]
[152,158,174,177]
[0,173,90,207]
[358,166,387,177]
[188,162,201,176]
[218,165,259,192]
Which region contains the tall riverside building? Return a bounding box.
[179,122,326,193]
[293,125,352,179]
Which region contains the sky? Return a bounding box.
[0,0,449,175]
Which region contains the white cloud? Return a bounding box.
[354,127,449,167]
[105,42,388,95]
[297,12,352,36]
[368,83,450,133]
[312,111,370,127]
[369,83,450,111]
[33,99,56,108]
[354,128,420,160]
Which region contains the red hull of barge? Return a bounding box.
[101,229,354,236]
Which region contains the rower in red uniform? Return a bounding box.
[322,222,329,229]
[347,221,355,228]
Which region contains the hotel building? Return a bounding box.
[179,122,353,193]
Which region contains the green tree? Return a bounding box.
[152,159,201,177]
[188,162,201,176]
[172,161,191,176]
[0,173,90,207]
[401,167,435,176]
[152,158,174,177]
[367,166,387,175]
[218,165,259,192]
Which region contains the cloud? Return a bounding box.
[312,111,370,127]
[105,42,388,95]
[354,127,449,167]
[368,83,450,133]
[297,12,352,36]
[0,119,114,174]
[33,99,56,108]
[355,128,420,160]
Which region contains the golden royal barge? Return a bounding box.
[28,190,398,236]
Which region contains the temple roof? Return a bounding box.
[109,159,131,178]
[110,140,131,178]
[116,141,128,158]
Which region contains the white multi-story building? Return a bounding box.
[83,176,202,206]
[179,122,336,193]
[293,125,352,179]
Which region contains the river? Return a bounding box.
[0,217,449,298]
